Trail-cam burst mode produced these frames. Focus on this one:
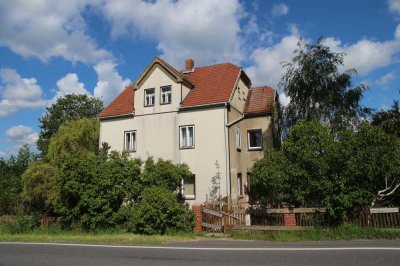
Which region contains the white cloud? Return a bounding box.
[389,0,400,14]
[93,61,131,105]
[6,125,33,140]
[0,0,111,64]
[272,3,289,17]
[279,92,290,107]
[0,151,5,158]
[101,0,244,67]
[50,73,91,103]
[0,68,46,117]
[376,70,398,86]
[245,35,300,87]
[324,36,400,75]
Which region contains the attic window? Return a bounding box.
[238,87,241,100]
[161,86,172,104]
[144,88,155,106]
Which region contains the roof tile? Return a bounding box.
[98,87,134,118]
[244,86,275,115]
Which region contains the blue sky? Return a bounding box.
[0,0,399,157]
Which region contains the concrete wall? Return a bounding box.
[227,108,274,201]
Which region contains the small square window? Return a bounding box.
[144,88,155,106]
[124,131,136,152]
[182,174,196,200]
[235,126,241,150]
[180,125,194,149]
[248,129,262,150]
[161,86,172,104]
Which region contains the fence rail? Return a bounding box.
[200,203,400,232]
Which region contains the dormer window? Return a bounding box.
[144,88,155,106]
[161,86,172,104]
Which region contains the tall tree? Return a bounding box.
[372,94,400,137]
[279,38,367,133]
[37,94,103,155]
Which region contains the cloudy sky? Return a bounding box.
[0,0,399,157]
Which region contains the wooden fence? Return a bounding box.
[200,202,400,232]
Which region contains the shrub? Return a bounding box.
[128,186,194,235]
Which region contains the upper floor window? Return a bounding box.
[248,129,262,150]
[124,130,136,152]
[235,126,241,150]
[180,125,194,149]
[161,86,172,104]
[144,88,155,106]
[238,87,241,100]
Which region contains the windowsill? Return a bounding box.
[183,195,195,200]
[180,146,195,150]
[160,102,171,105]
[124,150,136,153]
[144,104,154,107]
[236,147,241,151]
[248,147,262,151]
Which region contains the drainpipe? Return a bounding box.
[223,103,231,203]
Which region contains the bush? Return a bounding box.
[0,215,39,234]
[128,186,194,235]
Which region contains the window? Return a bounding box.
[182,174,196,200]
[180,125,194,148]
[248,129,262,150]
[124,131,136,152]
[144,88,155,106]
[237,173,243,196]
[235,126,241,150]
[160,86,172,104]
[237,87,241,100]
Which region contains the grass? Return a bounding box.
[230,224,400,241]
[0,228,199,245]
[1,224,399,245]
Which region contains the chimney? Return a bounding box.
[185,58,194,71]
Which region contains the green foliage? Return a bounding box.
[37,94,103,155]
[22,161,58,214]
[0,215,39,234]
[251,120,400,225]
[372,96,400,137]
[0,145,36,215]
[280,38,367,133]
[128,186,194,235]
[55,151,142,231]
[47,118,100,168]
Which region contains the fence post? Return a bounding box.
[192,204,203,233]
[284,213,296,226]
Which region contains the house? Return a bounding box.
[98,57,280,204]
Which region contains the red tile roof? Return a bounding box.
[244,86,275,115]
[98,87,134,118]
[181,63,241,107]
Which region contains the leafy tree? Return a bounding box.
[0,145,36,214]
[128,186,194,235]
[280,38,367,133]
[55,151,142,230]
[372,97,400,137]
[37,94,103,155]
[47,118,100,168]
[21,161,58,215]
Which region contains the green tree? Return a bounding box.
[47,118,100,168]
[55,151,142,230]
[0,145,36,214]
[37,94,103,155]
[372,96,400,137]
[280,38,367,133]
[128,186,194,235]
[21,161,58,215]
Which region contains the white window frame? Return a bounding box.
[160,86,172,104]
[180,125,195,149]
[181,175,196,200]
[124,130,136,152]
[248,129,263,150]
[144,88,155,106]
[235,126,241,150]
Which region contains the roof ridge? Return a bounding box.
[180,62,240,72]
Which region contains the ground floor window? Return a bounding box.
[180,125,195,148]
[237,173,243,196]
[182,174,196,200]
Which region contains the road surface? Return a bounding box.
[0,239,399,265]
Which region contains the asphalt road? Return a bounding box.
[0,240,399,266]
